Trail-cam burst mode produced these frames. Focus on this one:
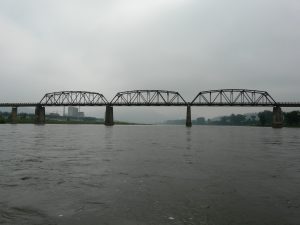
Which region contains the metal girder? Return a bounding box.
[275,102,300,107]
[2,89,300,108]
[110,90,187,106]
[0,103,38,107]
[191,89,277,106]
[39,91,108,106]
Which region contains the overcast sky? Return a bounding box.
[0,0,299,122]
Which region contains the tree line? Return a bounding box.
[207,110,300,126]
[0,111,103,124]
[1,110,300,126]
[165,110,300,127]
[258,110,300,126]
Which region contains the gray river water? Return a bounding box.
[0,124,299,225]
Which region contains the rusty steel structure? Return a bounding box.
[110,90,187,106]
[191,89,277,106]
[39,91,108,106]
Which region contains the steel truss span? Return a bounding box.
[191,89,277,106]
[110,90,187,106]
[1,89,300,108]
[39,91,108,106]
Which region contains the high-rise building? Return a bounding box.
[78,112,84,118]
[68,106,79,117]
[67,106,85,118]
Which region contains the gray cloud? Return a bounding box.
[0,0,299,121]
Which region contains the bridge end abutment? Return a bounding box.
[186,105,192,127]
[272,106,283,128]
[105,105,114,126]
[35,105,45,124]
[11,107,18,123]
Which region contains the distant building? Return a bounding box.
[49,113,60,118]
[78,112,84,118]
[196,117,206,124]
[68,106,78,117]
[68,106,84,118]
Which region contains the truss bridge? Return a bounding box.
[39,91,108,106]
[1,89,299,128]
[110,90,186,106]
[191,89,277,106]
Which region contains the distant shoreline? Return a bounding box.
[1,121,299,128]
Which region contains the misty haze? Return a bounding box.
[0,1,300,225]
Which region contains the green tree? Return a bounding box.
[285,111,300,126]
[220,116,228,124]
[0,114,5,123]
[229,114,246,125]
[258,110,272,126]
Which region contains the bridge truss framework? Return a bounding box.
[39,91,108,106]
[110,90,187,106]
[191,89,277,106]
[1,89,299,128]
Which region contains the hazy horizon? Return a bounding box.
[1,0,299,122]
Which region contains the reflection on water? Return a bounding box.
[0,124,300,225]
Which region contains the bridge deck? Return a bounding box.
[110,103,187,106]
[0,102,300,107]
[0,103,39,107]
[276,102,300,107]
[191,103,300,107]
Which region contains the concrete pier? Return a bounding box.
[11,107,18,123]
[105,105,114,126]
[35,105,45,124]
[272,106,283,128]
[186,105,192,127]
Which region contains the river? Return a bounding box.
[0,124,299,225]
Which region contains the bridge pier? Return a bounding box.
[11,107,18,123]
[272,106,283,128]
[105,105,114,126]
[186,105,192,127]
[35,105,45,124]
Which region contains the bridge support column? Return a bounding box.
[11,107,18,124]
[35,105,45,124]
[272,106,283,128]
[105,105,114,126]
[186,105,192,127]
